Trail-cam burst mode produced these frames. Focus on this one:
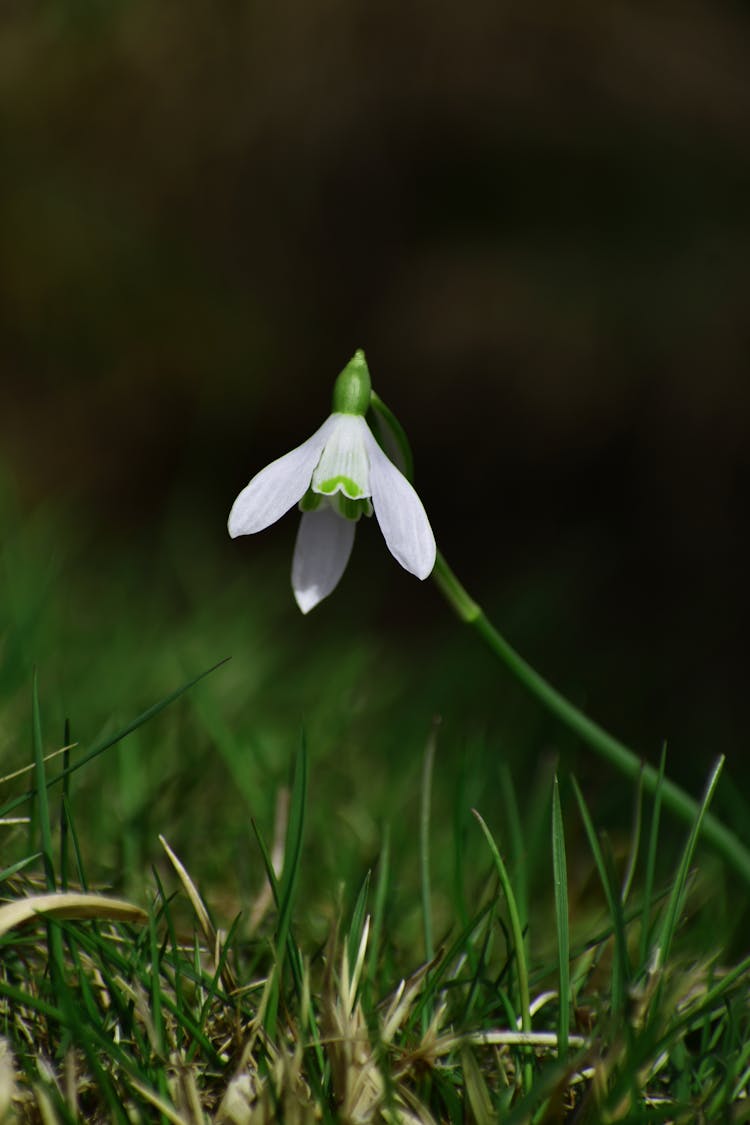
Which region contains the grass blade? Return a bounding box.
[60,718,71,892]
[571,775,630,1016]
[159,834,238,997]
[472,808,533,1095]
[499,762,528,934]
[31,671,55,892]
[0,658,230,819]
[31,672,68,1025]
[640,743,667,964]
[551,775,570,1059]
[276,735,307,966]
[0,893,147,938]
[620,765,644,905]
[655,755,725,973]
[347,869,371,990]
[367,824,390,984]
[262,734,308,1038]
[420,719,438,961]
[148,909,165,1061]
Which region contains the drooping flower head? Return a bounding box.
[228,350,435,612]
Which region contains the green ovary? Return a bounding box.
[316,475,362,497]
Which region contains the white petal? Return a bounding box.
[292,507,356,614]
[228,416,336,537]
[364,429,436,579]
[311,414,371,500]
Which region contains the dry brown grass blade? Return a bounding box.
[0,743,77,786]
[170,1061,206,1125]
[0,892,147,938]
[391,1084,440,1125]
[159,834,238,996]
[32,1081,61,1125]
[129,1077,191,1124]
[380,950,443,1045]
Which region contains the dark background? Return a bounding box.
[2,0,749,803]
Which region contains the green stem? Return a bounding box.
[432,551,750,883]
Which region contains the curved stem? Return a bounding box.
[432,551,750,883]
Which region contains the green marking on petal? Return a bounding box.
[298,488,322,512]
[337,495,373,521]
[316,475,363,497]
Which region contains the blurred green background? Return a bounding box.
[1,2,749,909]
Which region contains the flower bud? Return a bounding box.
[331,349,372,415]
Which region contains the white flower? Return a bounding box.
[228,411,436,613]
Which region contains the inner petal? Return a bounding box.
[311,414,371,500]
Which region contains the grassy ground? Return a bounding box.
[1,479,749,1122]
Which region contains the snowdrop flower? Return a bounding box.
[228,350,436,613]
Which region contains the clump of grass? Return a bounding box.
[1,672,749,1122]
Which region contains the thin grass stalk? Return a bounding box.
[655,756,724,974]
[460,904,494,1027]
[60,718,71,892]
[60,984,129,1125]
[640,744,667,964]
[348,870,371,994]
[367,824,390,984]
[551,776,569,1060]
[251,747,326,1081]
[499,764,527,935]
[149,910,165,1060]
[571,777,630,1016]
[31,672,55,892]
[0,659,230,821]
[413,901,493,1024]
[420,722,438,962]
[452,755,470,932]
[620,768,644,905]
[472,809,533,1095]
[264,737,307,1037]
[32,673,67,1024]
[151,867,186,1018]
[61,793,88,891]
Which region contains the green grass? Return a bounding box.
[1,477,750,1120]
[2,695,748,1122]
